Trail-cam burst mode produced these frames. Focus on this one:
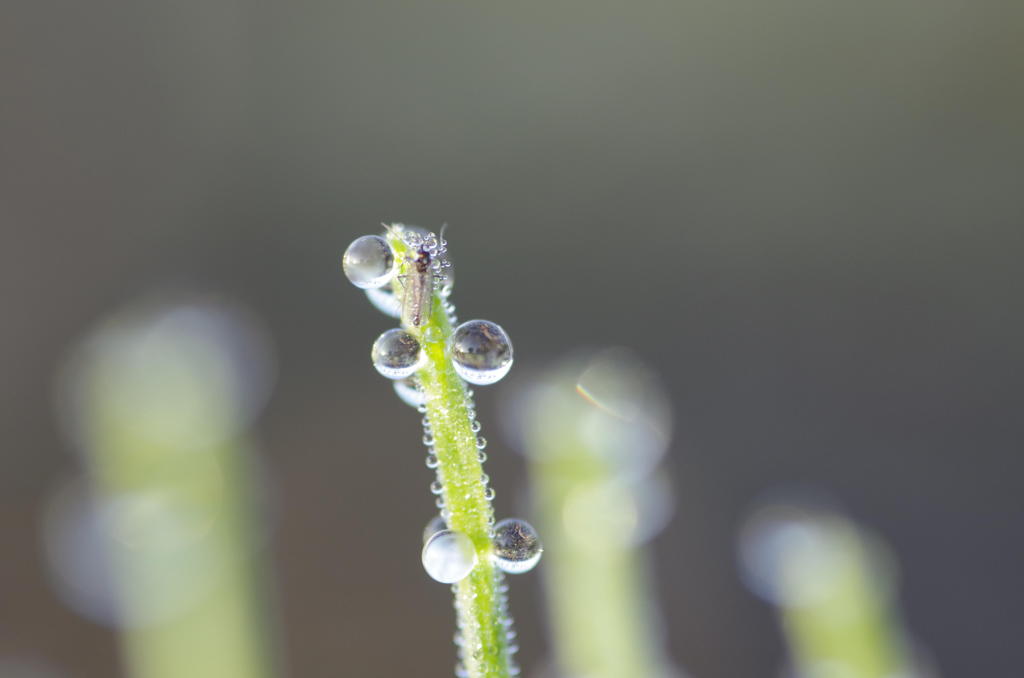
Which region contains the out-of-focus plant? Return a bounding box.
[53,297,277,678]
[514,349,680,678]
[739,502,930,678]
[341,225,541,678]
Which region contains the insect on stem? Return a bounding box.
[342,224,528,678]
[386,224,449,330]
[400,245,434,329]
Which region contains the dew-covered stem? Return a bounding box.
[346,227,518,678]
[414,297,513,678]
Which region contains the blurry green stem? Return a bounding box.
[72,308,275,678]
[523,356,673,678]
[776,517,913,678]
[107,440,271,678]
[532,458,665,678]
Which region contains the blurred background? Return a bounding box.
[3,1,1023,676]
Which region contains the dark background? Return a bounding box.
[3,1,1023,676]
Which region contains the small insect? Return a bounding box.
[401,242,434,328]
[387,224,450,330]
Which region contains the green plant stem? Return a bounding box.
[70,310,275,678]
[531,454,664,678]
[776,518,912,678]
[389,233,512,678]
[110,439,272,678]
[522,359,670,678]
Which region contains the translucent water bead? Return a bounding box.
[364,286,401,318]
[422,529,477,583]
[343,235,395,289]
[371,329,424,379]
[492,518,543,574]
[422,514,447,544]
[448,320,513,385]
[393,376,426,408]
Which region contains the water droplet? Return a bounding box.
[476,437,487,450]
[483,487,496,501]
[477,451,487,463]
[422,529,477,583]
[425,454,439,469]
[364,286,401,318]
[371,329,424,379]
[393,377,426,408]
[470,420,482,433]
[440,272,454,298]
[430,479,444,495]
[422,515,447,544]
[448,320,513,385]
[343,235,395,289]
[492,518,542,574]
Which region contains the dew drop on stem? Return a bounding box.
[343,235,395,289]
[393,376,426,408]
[364,286,401,318]
[422,529,477,583]
[371,329,424,379]
[449,320,513,385]
[492,518,543,574]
